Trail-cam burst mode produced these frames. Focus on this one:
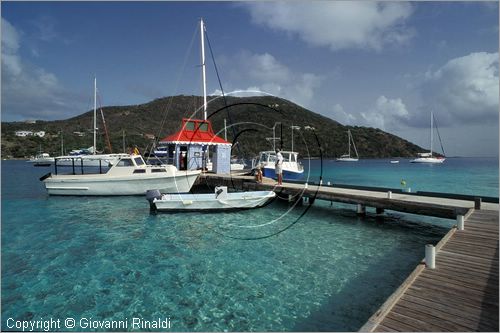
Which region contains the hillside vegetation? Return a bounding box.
[1,95,424,159]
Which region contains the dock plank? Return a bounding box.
[361,210,499,332]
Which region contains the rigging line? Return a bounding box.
[433,114,446,156]
[204,27,244,157]
[150,23,199,157]
[96,92,113,153]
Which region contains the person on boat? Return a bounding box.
[275,149,283,185]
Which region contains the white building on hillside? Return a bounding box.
[15,131,33,137]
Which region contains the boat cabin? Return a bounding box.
[255,150,299,166]
[156,118,231,174]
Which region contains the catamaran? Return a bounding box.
[410,112,445,164]
[336,129,359,162]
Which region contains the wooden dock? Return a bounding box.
[197,174,498,219]
[360,209,499,332]
[198,173,499,331]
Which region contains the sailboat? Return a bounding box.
[336,129,359,162]
[28,145,54,166]
[410,112,445,164]
[55,77,129,167]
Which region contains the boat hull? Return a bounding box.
[410,157,445,164]
[43,172,200,196]
[153,191,276,212]
[262,167,303,180]
[336,157,359,162]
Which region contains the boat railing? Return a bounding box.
[53,156,109,175]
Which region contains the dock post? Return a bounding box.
[457,215,464,231]
[425,244,436,269]
[387,191,392,199]
[474,197,482,210]
[357,204,366,215]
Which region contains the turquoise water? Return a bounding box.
[2,158,498,331]
[304,157,498,197]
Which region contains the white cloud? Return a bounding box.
[330,103,357,125]
[221,50,323,108]
[361,96,410,130]
[1,18,82,121]
[421,52,499,125]
[245,2,414,51]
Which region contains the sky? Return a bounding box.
[1,1,499,157]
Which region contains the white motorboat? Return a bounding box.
[28,153,54,166]
[252,124,304,180]
[253,150,304,180]
[390,160,400,164]
[147,186,276,212]
[410,112,446,164]
[336,129,359,162]
[40,154,200,196]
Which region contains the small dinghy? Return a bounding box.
[146,186,276,212]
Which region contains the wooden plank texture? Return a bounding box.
[361,209,499,332]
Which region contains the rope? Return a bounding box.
[433,114,446,157]
[148,23,199,159]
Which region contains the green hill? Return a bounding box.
[1,95,424,159]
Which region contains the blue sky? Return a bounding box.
[1,1,498,156]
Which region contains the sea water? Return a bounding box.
[2,158,498,331]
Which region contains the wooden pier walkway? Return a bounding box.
[197,174,498,219]
[360,209,499,332]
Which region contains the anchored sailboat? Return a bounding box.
[336,129,359,162]
[55,77,129,167]
[410,112,446,164]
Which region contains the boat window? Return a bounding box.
[133,169,146,174]
[291,154,296,162]
[198,123,208,132]
[116,159,133,167]
[134,157,145,166]
[151,169,166,173]
[185,121,195,131]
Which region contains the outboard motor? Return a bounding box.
[146,189,162,212]
[214,186,228,199]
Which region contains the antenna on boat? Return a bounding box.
[200,18,207,120]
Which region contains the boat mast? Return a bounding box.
[430,112,433,157]
[200,18,207,120]
[348,130,351,157]
[93,77,97,155]
[224,119,227,141]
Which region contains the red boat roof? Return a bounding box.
[160,118,231,145]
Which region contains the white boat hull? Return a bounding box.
[44,172,199,196]
[410,157,445,164]
[336,157,359,162]
[152,190,276,211]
